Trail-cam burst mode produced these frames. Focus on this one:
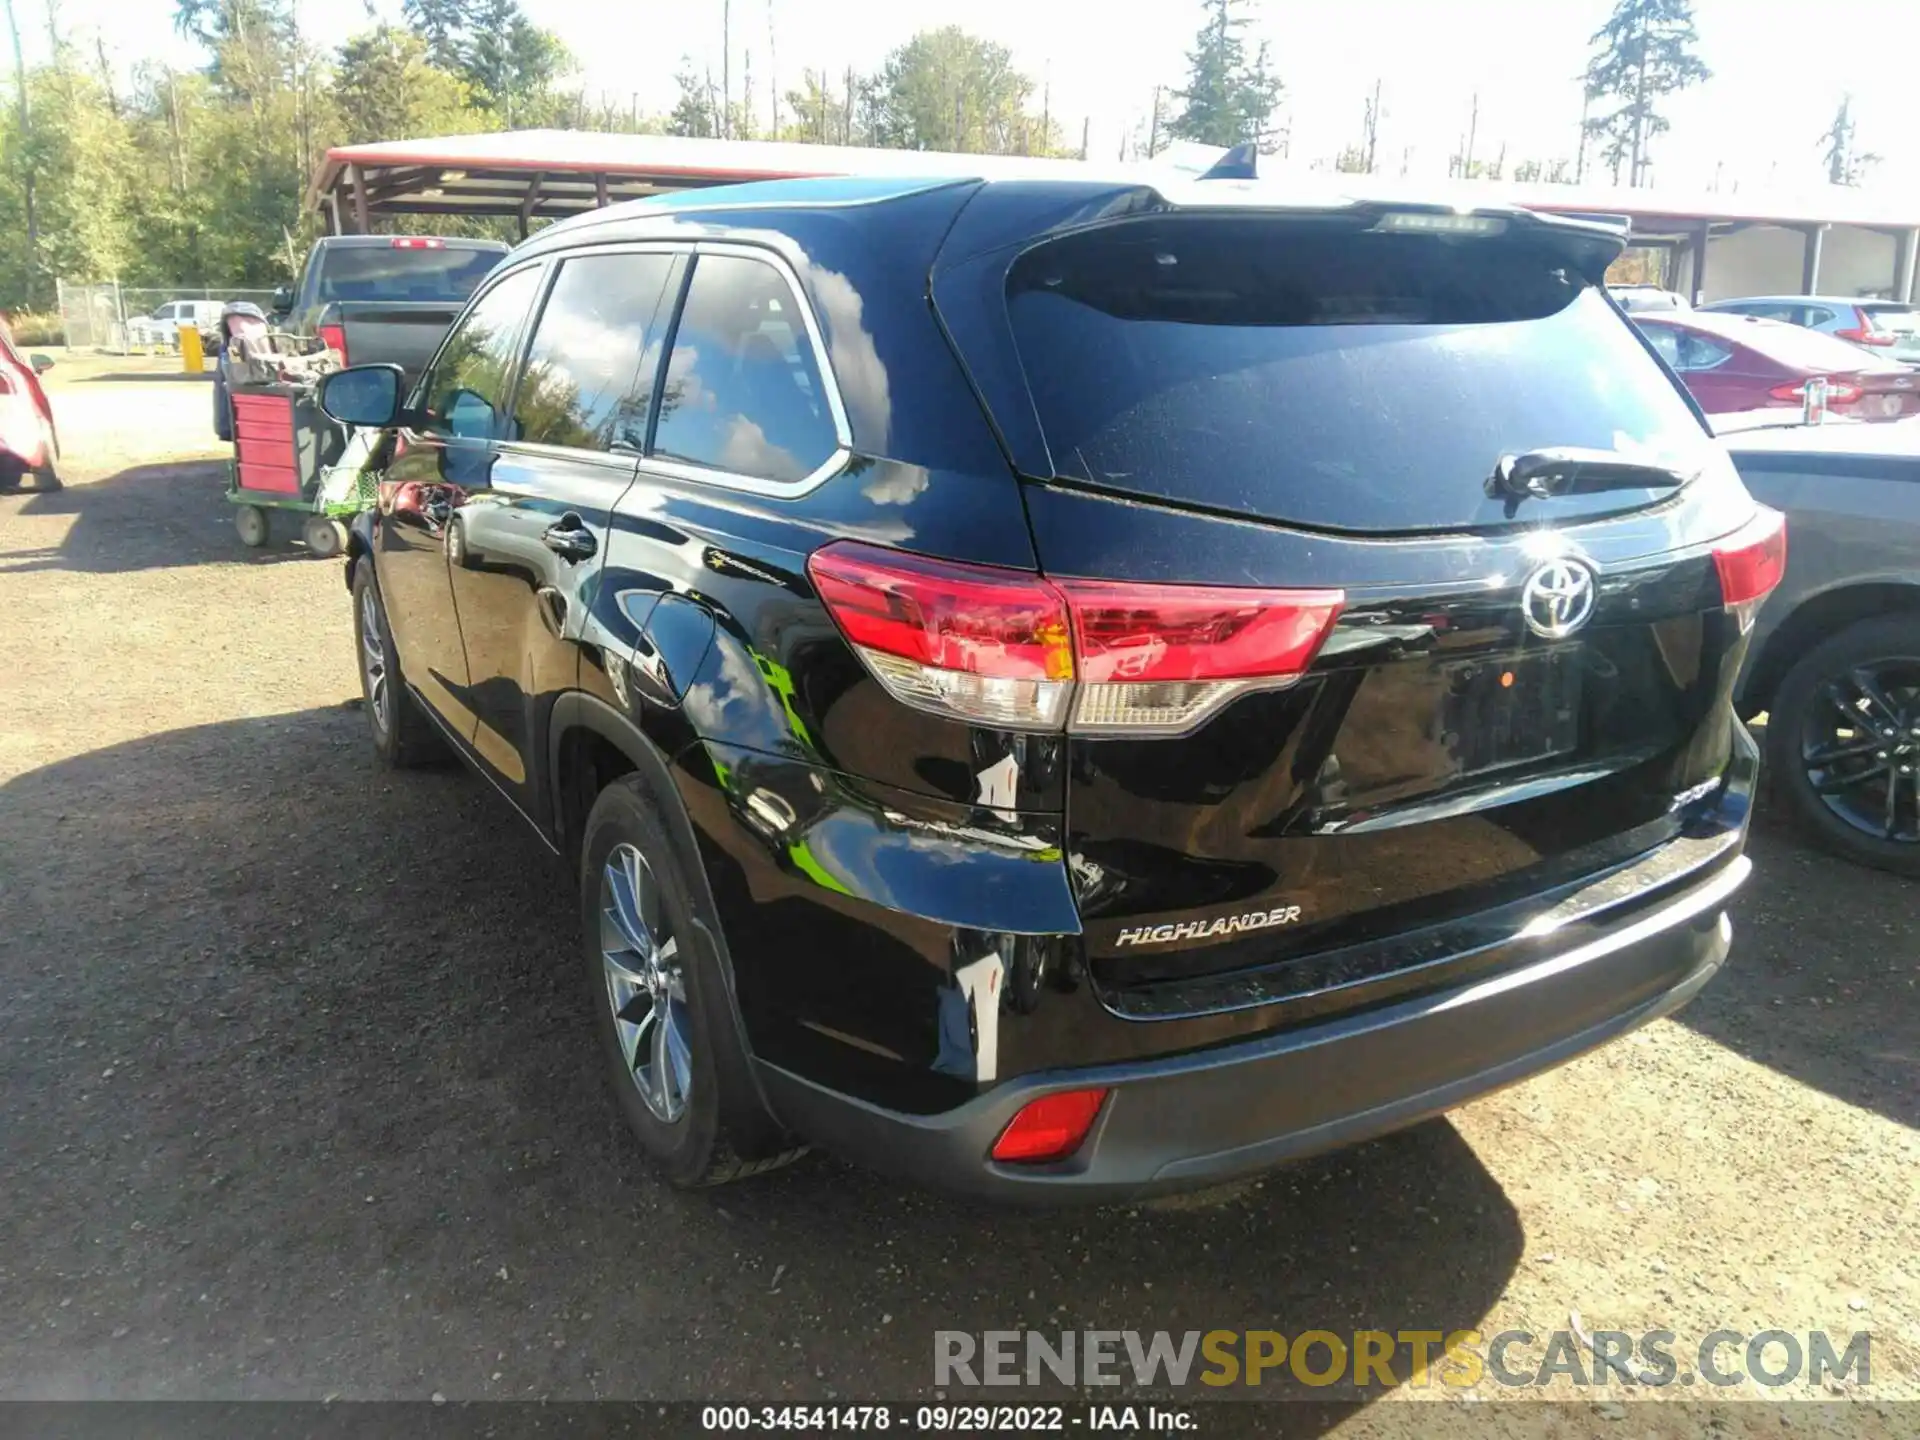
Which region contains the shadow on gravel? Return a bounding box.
[0,708,1521,1404]
[0,460,325,575]
[1678,802,1920,1131]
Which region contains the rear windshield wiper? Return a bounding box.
[1489,447,1697,501]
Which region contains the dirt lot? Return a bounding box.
[1,364,1915,1431]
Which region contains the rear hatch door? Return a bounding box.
[934,199,1763,1006]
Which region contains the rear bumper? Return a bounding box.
[758,729,1756,1204]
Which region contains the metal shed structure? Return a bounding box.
[303,130,1093,237]
[308,130,1920,303]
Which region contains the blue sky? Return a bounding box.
[25,0,1920,193]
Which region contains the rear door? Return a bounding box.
[446,246,682,820]
[374,263,544,739]
[943,207,1763,994]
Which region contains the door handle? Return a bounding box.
[542,513,597,562]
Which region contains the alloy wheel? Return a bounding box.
[1801,659,1920,844]
[599,842,693,1123]
[359,584,390,737]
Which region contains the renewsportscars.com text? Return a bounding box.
[934,1328,1871,1391]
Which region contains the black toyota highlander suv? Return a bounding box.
[320,167,1783,1201]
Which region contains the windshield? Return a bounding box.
[316,245,504,304]
[1005,217,1714,532]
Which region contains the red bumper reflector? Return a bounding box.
[990,1087,1109,1164]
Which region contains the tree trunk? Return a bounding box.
[1629,18,1650,187]
[4,0,36,310]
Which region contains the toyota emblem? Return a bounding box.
[1520,558,1596,639]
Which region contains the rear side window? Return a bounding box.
[1005,218,1714,531]
[420,266,541,442]
[652,253,838,485]
[1644,326,1734,373]
[317,245,504,304]
[510,252,678,452]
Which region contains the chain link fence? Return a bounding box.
[56,280,280,353]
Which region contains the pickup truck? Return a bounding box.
[214,234,508,439]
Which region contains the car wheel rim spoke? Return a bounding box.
[359,589,389,732]
[1804,657,1920,843]
[597,842,689,1123]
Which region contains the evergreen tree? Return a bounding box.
[1820,96,1879,187]
[334,26,475,145]
[1583,0,1710,188]
[1166,0,1282,151]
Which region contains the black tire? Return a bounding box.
[234,504,270,548]
[1767,613,1920,877]
[580,775,802,1188]
[350,562,447,769]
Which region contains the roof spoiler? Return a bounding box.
[1555,211,1633,237]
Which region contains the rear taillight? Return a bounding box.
[390,237,445,249]
[807,544,1074,729]
[1769,378,1861,404]
[806,541,1344,736]
[317,322,349,365]
[1835,310,1896,346]
[1058,579,1344,735]
[991,1088,1109,1164]
[1712,507,1787,633]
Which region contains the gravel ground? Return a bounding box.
[1,367,1915,1432]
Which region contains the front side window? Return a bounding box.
[652,253,838,485]
[421,266,542,442]
[510,252,678,452]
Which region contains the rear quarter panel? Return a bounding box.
[1728,446,1920,703]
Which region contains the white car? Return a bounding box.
[125,300,223,348]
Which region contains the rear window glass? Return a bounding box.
[1005,218,1714,531]
[317,245,504,304]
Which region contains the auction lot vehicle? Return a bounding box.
[274,234,509,383]
[0,317,58,492]
[126,298,223,348]
[1703,293,1920,368]
[217,235,510,444]
[1633,309,1920,420]
[1724,416,1920,875]
[1608,283,1690,314]
[325,172,1779,1200]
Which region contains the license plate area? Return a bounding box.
[1439,648,1582,777]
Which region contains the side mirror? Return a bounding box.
[271,284,294,315]
[319,364,404,428]
[29,353,53,375]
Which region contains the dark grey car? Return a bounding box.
[1726,416,1920,873]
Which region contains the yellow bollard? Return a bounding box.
[178,323,205,374]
